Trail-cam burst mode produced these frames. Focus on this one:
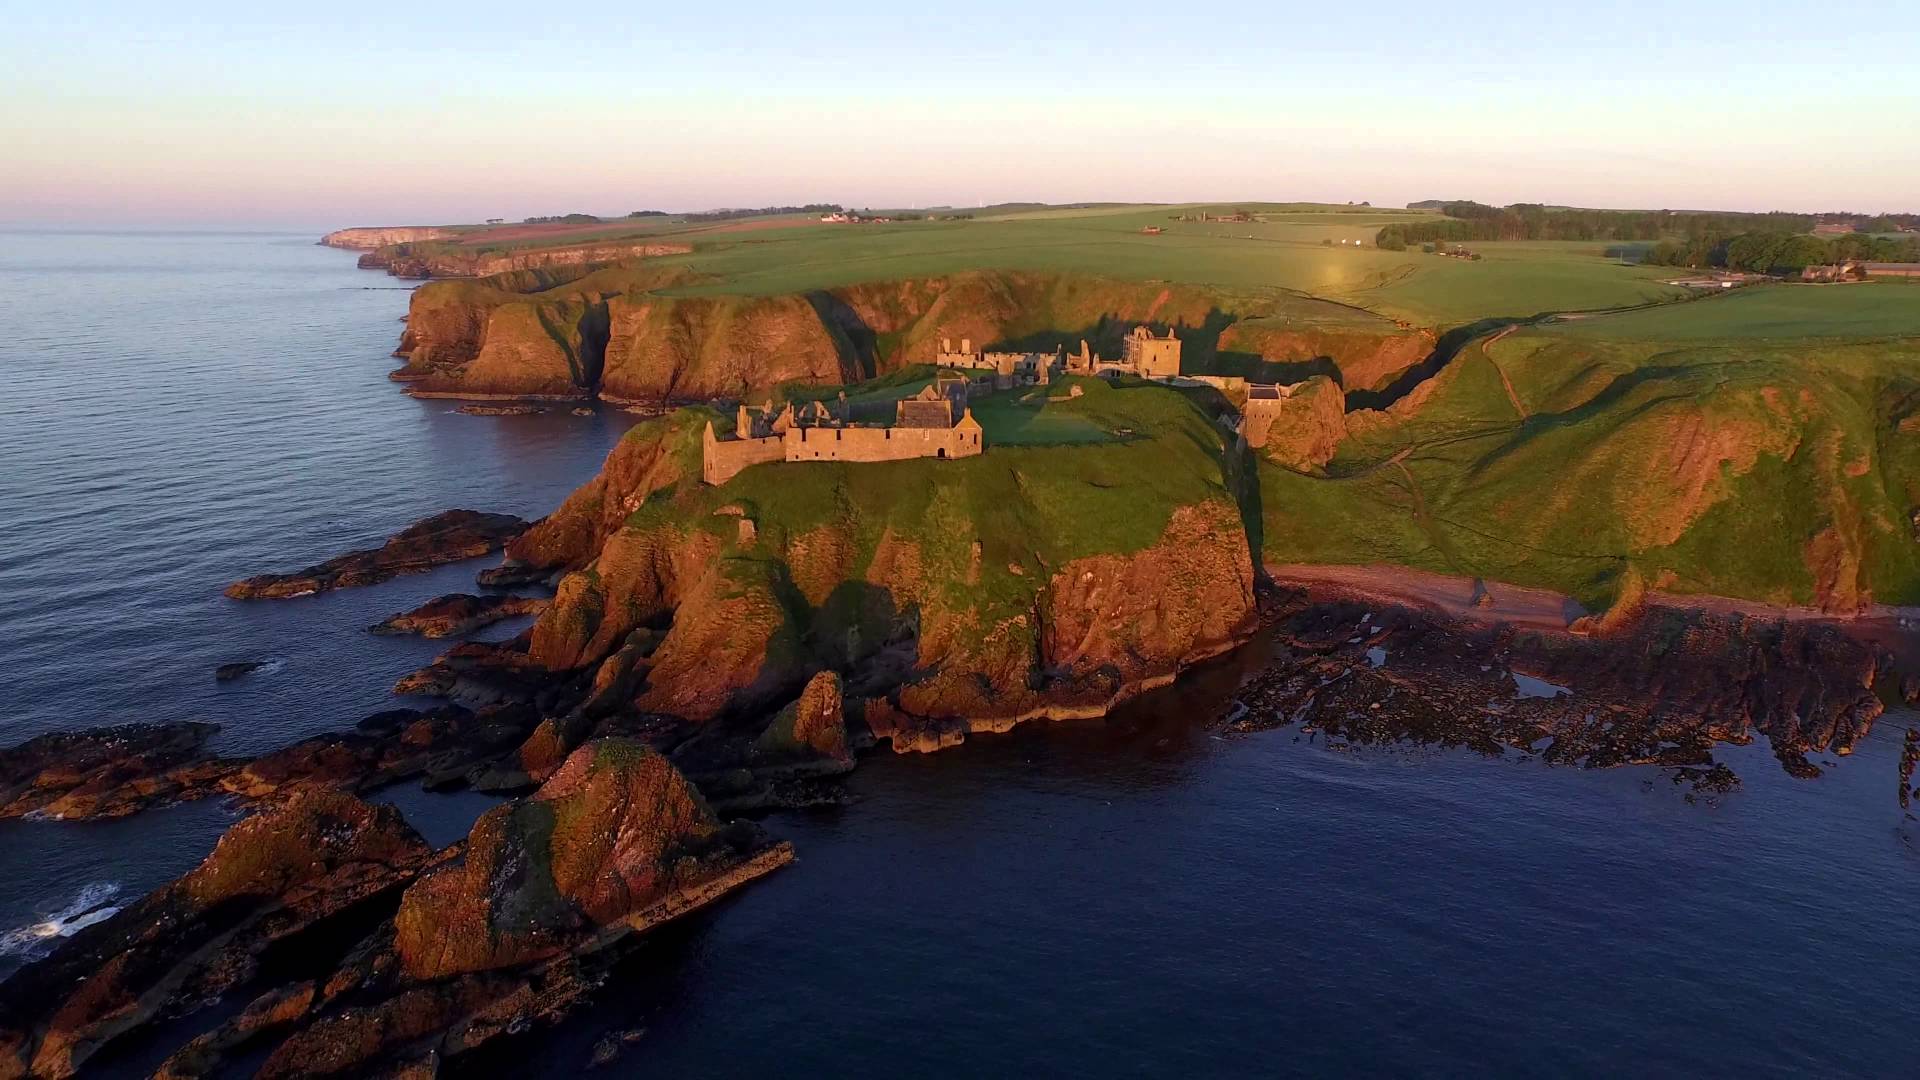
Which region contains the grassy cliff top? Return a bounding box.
[624,377,1236,615]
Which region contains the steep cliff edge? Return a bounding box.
[361,238,694,279]
[320,226,451,249]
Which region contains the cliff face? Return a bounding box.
[387,266,1429,405]
[503,410,709,575]
[320,226,450,249]
[599,293,860,405]
[361,239,692,279]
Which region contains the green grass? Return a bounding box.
[631,379,1232,631]
[1547,281,1920,341]
[405,202,1711,332]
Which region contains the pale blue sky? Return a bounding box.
[4,1,1915,227]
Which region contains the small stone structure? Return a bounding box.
[1238,382,1306,449]
[703,377,985,485]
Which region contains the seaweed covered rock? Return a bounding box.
[0,792,431,1079]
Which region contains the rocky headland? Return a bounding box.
[319,226,451,250]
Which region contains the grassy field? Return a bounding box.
[640,210,1692,329]
[409,203,1695,330]
[1548,282,1920,341]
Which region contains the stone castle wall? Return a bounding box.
[703,427,787,485]
[704,420,984,485]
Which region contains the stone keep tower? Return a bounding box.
[1123,326,1182,378]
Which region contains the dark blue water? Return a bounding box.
[3,233,1918,1077]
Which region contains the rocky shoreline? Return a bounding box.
[5,499,1916,1072]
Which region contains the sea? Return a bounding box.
[1,231,1917,1077]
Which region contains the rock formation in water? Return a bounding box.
[369,593,548,638]
[0,743,789,1079]
[0,792,433,1079]
[1225,588,1887,786]
[225,509,529,599]
[0,721,233,820]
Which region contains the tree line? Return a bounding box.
[1638,231,1920,273]
[684,203,842,222]
[1375,203,1839,249]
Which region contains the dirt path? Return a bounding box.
[1478,325,1528,418]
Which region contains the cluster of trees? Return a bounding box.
[684,203,842,222]
[521,213,601,225]
[625,210,667,218]
[1376,203,1836,248]
[1640,231,1920,273]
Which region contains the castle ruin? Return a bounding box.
[933,339,1063,389]
[1120,325,1182,378]
[703,375,985,485]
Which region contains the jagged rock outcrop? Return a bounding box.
[0,792,432,1080]
[0,722,232,820]
[394,739,767,978]
[226,510,528,599]
[1,744,790,1079]
[370,593,548,638]
[751,670,851,769]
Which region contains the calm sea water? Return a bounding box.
[3,233,1918,1077]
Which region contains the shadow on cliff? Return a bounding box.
[536,300,612,395]
[1343,316,1529,413]
[806,291,881,383]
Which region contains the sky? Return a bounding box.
[4,1,1917,229]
